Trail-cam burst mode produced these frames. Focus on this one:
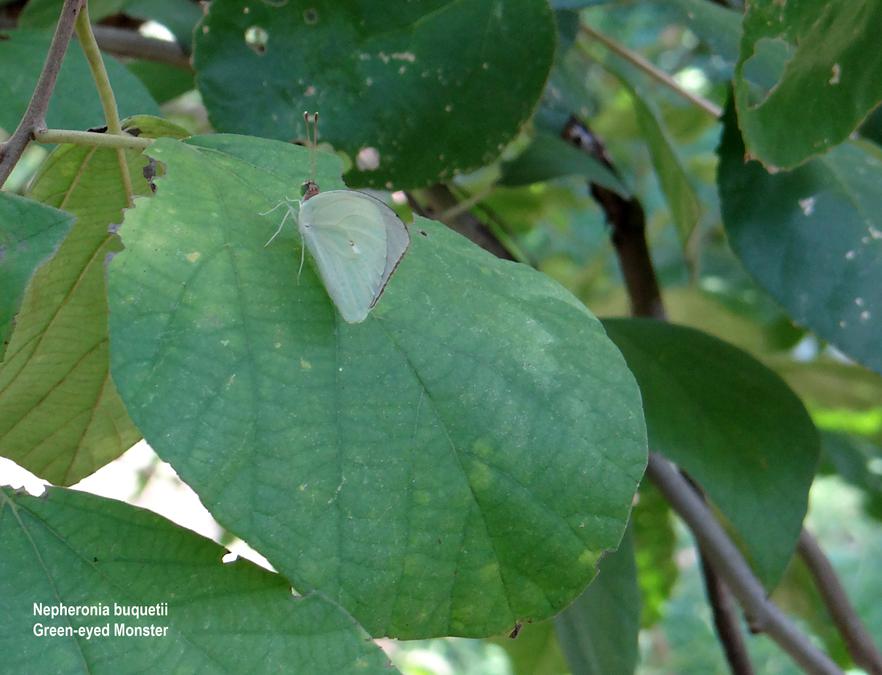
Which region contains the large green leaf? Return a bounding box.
[0,117,185,485]
[0,29,158,135]
[554,529,640,675]
[718,103,882,375]
[0,193,74,356]
[192,0,555,189]
[0,487,393,673]
[602,318,819,587]
[734,0,882,169]
[107,134,648,639]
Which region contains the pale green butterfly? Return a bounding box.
[262,112,409,323]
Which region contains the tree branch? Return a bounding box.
[0,0,84,188]
[700,557,756,674]
[562,115,664,319]
[648,454,842,674]
[798,529,882,674]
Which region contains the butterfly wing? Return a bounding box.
[299,191,408,323]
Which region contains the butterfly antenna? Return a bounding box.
[303,111,319,183]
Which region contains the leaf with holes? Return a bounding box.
[718,103,882,375]
[0,116,186,485]
[602,318,819,587]
[193,0,555,189]
[0,193,74,358]
[0,487,394,673]
[733,0,882,169]
[107,133,648,638]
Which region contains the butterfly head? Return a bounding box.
[301,179,320,201]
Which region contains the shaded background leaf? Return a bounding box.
[193,0,555,189]
[603,318,819,587]
[499,132,628,196]
[718,103,882,376]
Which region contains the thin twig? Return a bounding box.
[35,128,151,150]
[0,0,84,188]
[579,23,722,119]
[798,530,882,674]
[75,3,133,205]
[647,454,842,675]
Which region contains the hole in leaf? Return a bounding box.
[742,37,794,108]
[244,25,269,55]
[356,146,381,171]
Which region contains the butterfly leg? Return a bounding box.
[263,199,298,247]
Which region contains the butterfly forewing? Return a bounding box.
[299,191,408,323]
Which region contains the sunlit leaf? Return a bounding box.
[0,117,186,485]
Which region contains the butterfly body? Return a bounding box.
[263,111,409,323]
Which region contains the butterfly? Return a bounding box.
[263,112,409,323]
